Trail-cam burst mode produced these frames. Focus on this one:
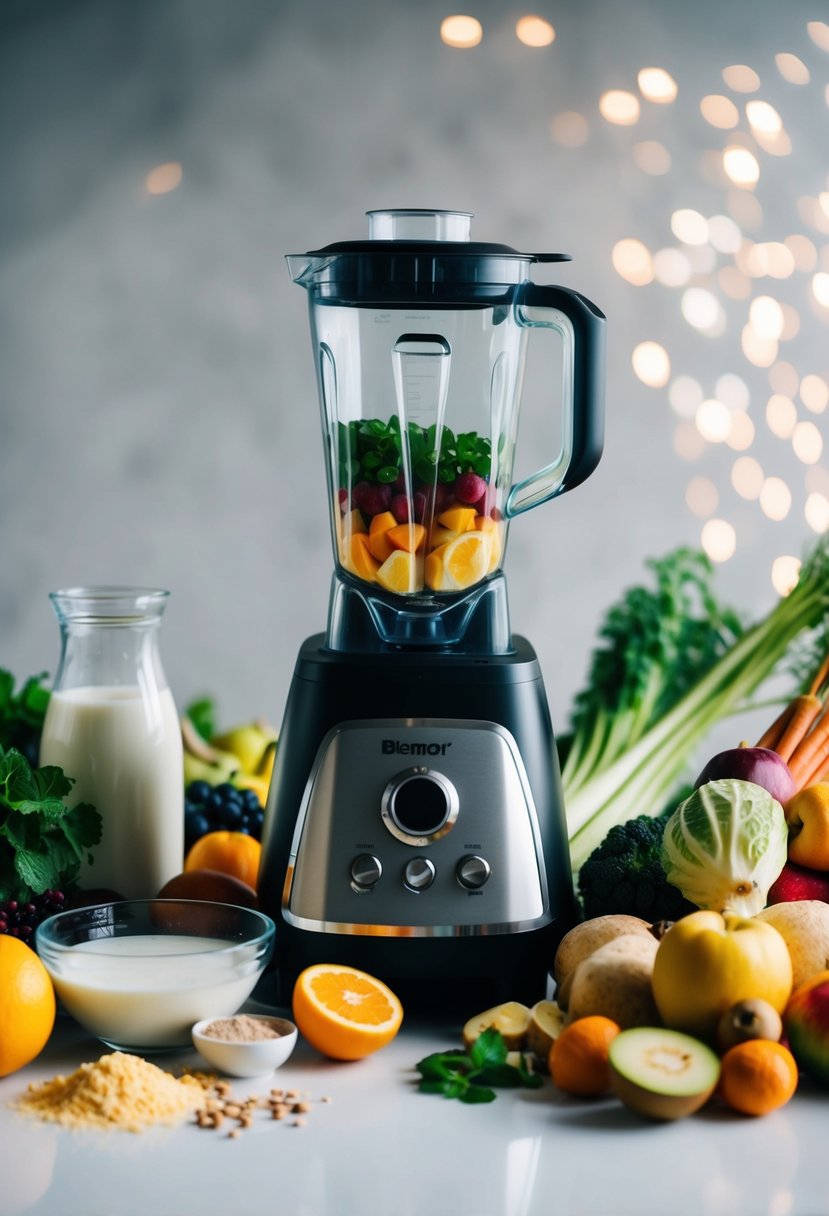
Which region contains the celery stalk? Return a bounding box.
[565,541,829,872]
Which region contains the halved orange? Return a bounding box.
[376,549,423,593]
[292,964,403,1060]
[442,530,491,589]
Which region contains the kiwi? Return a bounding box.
[609,1027,721,1121]
[461,1001,532,1050]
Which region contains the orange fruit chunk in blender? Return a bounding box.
[0,937,56,1077]
[438,505,477,533]
[387,523,427,553]
[425,544,449,591]
[376,550,424,594]
[347,533,381,582]
[441,530,492,590]
[292,963,403,1060]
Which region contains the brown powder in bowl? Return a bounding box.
[14,1051,206,1133]
[201,1014,290,1042]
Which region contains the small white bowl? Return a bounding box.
[192,1014,298,1077]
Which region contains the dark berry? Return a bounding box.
[242,789,261,810]
[455,472,487,505]
[390,495,410,524]
[187,780,212,803]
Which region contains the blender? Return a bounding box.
[258,209,605,1006]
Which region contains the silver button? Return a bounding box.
[403,857,436,891]
[350,854,383,890]
[456,855,491,890]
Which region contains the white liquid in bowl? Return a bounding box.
[50,935,263,1049]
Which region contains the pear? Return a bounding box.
[211,720,278,774]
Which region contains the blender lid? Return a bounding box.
[288,209,571,298]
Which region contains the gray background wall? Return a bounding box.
[1,0,827,744]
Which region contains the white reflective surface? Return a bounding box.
[1,1008,827,1216]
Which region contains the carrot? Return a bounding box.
[772,694,823,762]
[808,653,829,698]
[789,707,829,790]
[756,700,799,750]
[799,752,829,789]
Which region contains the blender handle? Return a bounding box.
[505,284,606,518]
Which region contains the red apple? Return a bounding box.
[695,746,795,805]
[784,971,829,1085]
[767,861,829,905]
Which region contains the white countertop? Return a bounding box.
[2,1004,828,1216]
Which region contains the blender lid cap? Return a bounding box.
[300,241,571,262]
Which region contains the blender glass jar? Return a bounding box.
[288,210,604,646]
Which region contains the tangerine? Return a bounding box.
[0,936,56,1077]
[184,830,262,890]
[719,1039,798,1116]
[549,1015,621,1097]
[292,963,403,1061]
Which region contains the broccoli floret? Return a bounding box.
[577,814,696,922]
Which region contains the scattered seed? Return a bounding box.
[228,1129,241,1140]
[291,1101,311,1114]
[292,1118,306,1128]
[319,1096,332,1104]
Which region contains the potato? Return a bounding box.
[462,1001,532,1050]
[553,915,653,1005]
[756,900,829,991]
[566,934,660,1029]
[524,999,566,1060]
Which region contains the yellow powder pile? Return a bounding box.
[15,1051,206,1133]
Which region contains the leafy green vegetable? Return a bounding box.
[0,745,102,901]
[338,417,491,489]
[577,813,696,922]
[185,697,217,742]
[662,778,788,917]
[565,538,829,872]
[0,669,51,765]
[415,1028,542,1103]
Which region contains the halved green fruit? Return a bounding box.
[609,1027,721,1121]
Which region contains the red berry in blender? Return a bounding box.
[454,472,487,505]
[354,483,392,516]
[391,495,410,523]
[337,488,349,513]
[412,490,428,523]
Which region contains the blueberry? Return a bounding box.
[217,782,243,804]
[217,803,243,827]
[242,789,261,810]
[188,812,210,840]
[208,790,224,811]
[187,781,212,803]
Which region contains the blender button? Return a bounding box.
[456,855,491,890]
[403,857,436,891]
[350,854,383,890]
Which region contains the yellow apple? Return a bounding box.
[652,910,793,1042]
[785,783,829,870]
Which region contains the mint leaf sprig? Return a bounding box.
[0,745,102,902]
[416,1028,542,1104]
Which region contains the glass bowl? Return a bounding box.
[35,900,275,1053]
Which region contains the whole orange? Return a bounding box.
[719,1039,798,1116]
[184,831,262,890]
[549,1015,621,1097]
[0,936,56,1077]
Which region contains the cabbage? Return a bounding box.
[662,778,788,918]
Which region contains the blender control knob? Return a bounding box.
[350,854,383,891]
[404,857,436,892]
[456,855,491,890]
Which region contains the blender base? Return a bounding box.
[258,634,578,1010]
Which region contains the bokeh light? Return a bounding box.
[808,21,829,51]
[805,492,829,533]
[708,215,742,253]
[612,239,653,285]
[673,421,707,461]
[749,295,785,340]
[800,374,829,413]
[515,15,555,46]
[669,376,703,418]
[633,141,671,175]
[632,341,671,386]
[671,209,708,244]
[725,411,755,451]
[685,476,719,516]
[599,90,640,125]
[695,398,731,442]
[746,100,782,134]
[654,248,692,286]
[440,15,483,47]
[741,324,778,367]
[145,163,183,195]
[701,518,737,562]
[775,53,810,85]
[550,112,590,147]
[769,361,800,397]
[792,421,824,464]
[759,477,792,521]
[700,95,739,128]
[771,555,802,596]
[682,288,725,334]
[637,67,677,103]
[812,272,829,307]
[715,373,750,410]
[732,456,764,499]
[722,65,760,92]
[724,146,760,187]
[765,394,797,438]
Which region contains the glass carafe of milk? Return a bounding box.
[39,587,183,899]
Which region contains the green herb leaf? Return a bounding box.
[13,846,54,895]
[185,698,216,742]
[469,1027,508,1071]
[459,1084,497,1104]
